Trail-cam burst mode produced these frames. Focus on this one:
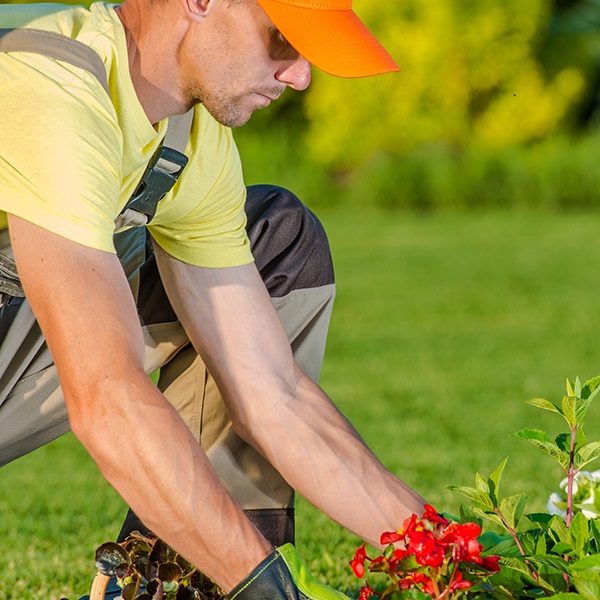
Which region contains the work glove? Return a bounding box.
[226,543,349,600]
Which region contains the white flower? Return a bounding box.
[547,469,600,520]
[547,492,566,518]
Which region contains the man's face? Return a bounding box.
[182,0,311,127]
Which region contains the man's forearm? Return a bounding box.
[153,251,426,547]
[7,216,271,593]
[70,371,272,591]
[233,367,426,548]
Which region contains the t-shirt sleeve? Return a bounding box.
[0,52,122,252]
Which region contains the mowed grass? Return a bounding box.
[1,209,600,599]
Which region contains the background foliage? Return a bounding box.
[235,0,600,210]
[2,0,598,210]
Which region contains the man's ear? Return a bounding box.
[180,0,218,22]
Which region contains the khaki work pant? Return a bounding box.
[0,185,336,547]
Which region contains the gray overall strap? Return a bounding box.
[0,27,109,94]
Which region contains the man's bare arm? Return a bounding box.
[7,215,272,591]
[154,242,426,548]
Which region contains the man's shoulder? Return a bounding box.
[0,2,111,36]
[0,2,123,70]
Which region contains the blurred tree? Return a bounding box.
[2,0,597,170]
[545,0,600,125]
[303,0,593,169]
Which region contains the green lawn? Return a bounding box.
[1,209,600,599]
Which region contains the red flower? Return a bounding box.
[440,522,484,564]
[407,530,446,567]
[350,543,368,578]
[400,513,419,538]
[392,548,410,562]
[380,530,403,545]
[481,555,501,572]
[423,504,448,526]
[358,582,377,600]
[440,522,481,545]
[419,544,446,568]
[399,572,436,596]
[449,570,473,592]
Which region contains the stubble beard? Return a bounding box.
[188,83,255,128]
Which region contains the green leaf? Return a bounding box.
[563,395,577,427]
[546,516,570,547]
[576,441,600,470]
[499,493,527,530]
[478,530,505,548]
[576,396,594,426]
[577,427,588,450]
[383,590,431,600]
[527,512,553,528]
[556,432,572,453]
[552,541,575,555]
[498,556,556,591]
[483,536,523,558]
[581,376,600,399]
[487,458,508,504]
[511,429,571,469]
[547,594,587,599]
[520,531,540,555]
[570,554,600,572]
[476,472,490,494]
[589,520,600,553]
[569,511,590,553]
[571,572,600,600]
[469,506,505,528]
[566,378,575,397]
[459,503,483,526]
[527,554,570,574]
[447,484,494,509]
[526,397,563,416]
[575,376,583,398]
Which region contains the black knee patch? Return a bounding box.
[245,185,334,298]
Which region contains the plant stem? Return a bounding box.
[494,508,551,597]
[565,425,578,527]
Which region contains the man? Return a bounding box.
[0,0,426,597]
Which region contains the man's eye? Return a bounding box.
[269,28,297,61]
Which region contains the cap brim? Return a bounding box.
[256,0,399,78]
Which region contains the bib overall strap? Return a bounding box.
[0,27,109,94]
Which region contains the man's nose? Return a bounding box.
[276,55,312,91]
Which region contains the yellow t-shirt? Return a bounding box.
[0,2,252,268]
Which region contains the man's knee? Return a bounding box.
[245,185,334,298]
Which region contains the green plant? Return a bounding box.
[349,376,600,599]
[447,376,600,598]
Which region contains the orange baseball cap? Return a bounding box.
[255,0,399,78]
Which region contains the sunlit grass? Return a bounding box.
[1,209,600,598]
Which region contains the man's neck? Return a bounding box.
[116,1,191,125]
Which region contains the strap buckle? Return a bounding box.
[123,145,189,224]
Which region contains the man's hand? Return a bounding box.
[154,241,426,549]
[7,215,272,592]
